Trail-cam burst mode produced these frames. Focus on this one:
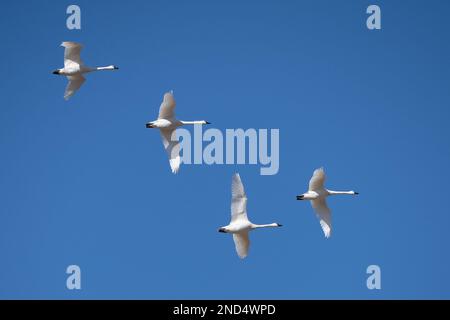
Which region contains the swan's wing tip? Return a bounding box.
[315,167,325,175]
[170,165,180,174]
[169,156,181,174]
[158,94,176,119]
[231,174,246,199]
[61,41,82,47]
[309,168,327,191]
[320,220,331,238]
[233,233,250,259]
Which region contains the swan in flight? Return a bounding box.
[146,91,210,174]
[52,42,119,100]
[296,167,358,238]
[219,173,282,259]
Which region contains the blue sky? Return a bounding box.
[1,0,450,299]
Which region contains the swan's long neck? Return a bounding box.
[180,120,208,125]
[95,65,118,71]
[251,223,281,229]
[327,190,357,196]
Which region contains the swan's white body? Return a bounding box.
[219,173,282,259]
[297,167,358,238]
[146,92,209,174]
[52,42,118,100]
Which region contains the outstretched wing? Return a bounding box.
[233,232,250,259]
[231,173,248,222]
[62,42,83,68]
[160,128,181,174]
[311,198,332,238]
[309,167,326,191]
[64,75,86,100]
[158,92,176,119]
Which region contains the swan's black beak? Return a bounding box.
[277,224,283,227]
[296,195,304,200]
[354,192,359,195]
[205,121,211,124]
[113,66,119,70]
[146,123,154,128]
[52,70,60,75]
[218,228,226,233]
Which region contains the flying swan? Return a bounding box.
[296,167,358,238]
[146,91,210,174]
[219,173,282,259]
[52,42,119,100]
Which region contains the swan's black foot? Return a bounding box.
[296,195,304,200]
[146,123,154,128]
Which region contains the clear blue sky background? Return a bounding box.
[1,0,450,299]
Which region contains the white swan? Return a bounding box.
[296,167,358,238]
[146,91,210,174]
[219,173,282,259]
[52,42,119,100]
